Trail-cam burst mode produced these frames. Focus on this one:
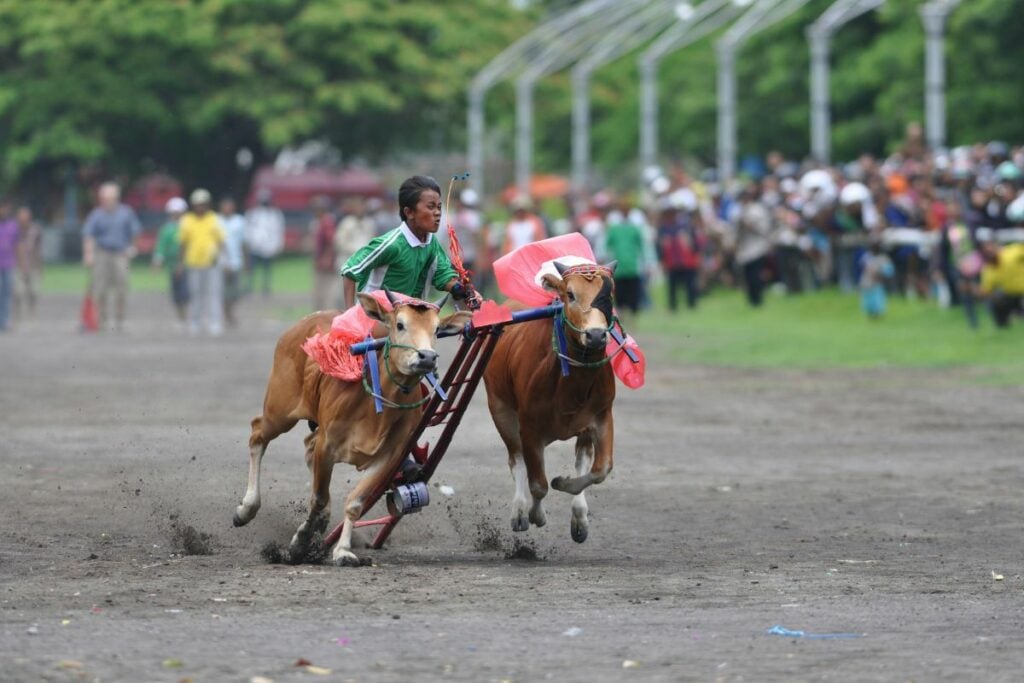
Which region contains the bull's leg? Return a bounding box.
[288,432,332,557]
[551,412,614,496]
[487,395,531,533]
[570,432,595,543]
[522,437,549,529]
[234,414,296,526]
[331,457,394,567]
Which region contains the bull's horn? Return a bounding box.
[434,293,450,310]
[553,261,569,277]
[383,287,399,307]
[602,260,618,275]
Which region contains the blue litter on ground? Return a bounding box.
[767,625,864,639]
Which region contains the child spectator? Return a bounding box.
[152,197,189,325]
[859,241,894,319]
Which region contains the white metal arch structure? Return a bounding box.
[920,0,962,150]
[807,0,885,164]
[637,0,748,172]
[569,0,679,192]
[467,0,623,197]
[514,0,650,193]
[715,0,814,181]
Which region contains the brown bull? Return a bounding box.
[483,262,618,543]
[233,292,471,565]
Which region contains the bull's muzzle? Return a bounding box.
[414,349,439,373]
[583,328,608,351]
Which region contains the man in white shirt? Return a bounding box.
[244,189,285,298]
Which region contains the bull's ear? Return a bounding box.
[438,310,473,336]
[603,260,618,275]
[541,273,565,293]
[357,292,387,323]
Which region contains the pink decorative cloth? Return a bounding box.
[301,290,417,382]
[492,235,645,390]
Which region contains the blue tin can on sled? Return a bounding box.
[387,482,430,516]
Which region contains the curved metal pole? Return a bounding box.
[808,0,885,164]
[716,0,814,181]
[467,0,622,197]
[570,0,675,192]
[513,0,642,193]
[637,0,745,172]
[920,0,961,150]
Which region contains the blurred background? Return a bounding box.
[2,0,1024,359]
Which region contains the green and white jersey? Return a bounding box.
[340,222,457,298]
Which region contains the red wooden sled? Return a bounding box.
[319,301,563,551]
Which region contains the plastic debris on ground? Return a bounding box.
[622,660,640,668]
[766,625,864,639]
[992,571,1005,581]
[438,485,455,497]
[162,658,183,668]
[562,626,583,637]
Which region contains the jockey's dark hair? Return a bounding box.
[398,175,442,222]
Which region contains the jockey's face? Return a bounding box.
[406,190,442,235]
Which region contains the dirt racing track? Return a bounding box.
[2,293,1024,682]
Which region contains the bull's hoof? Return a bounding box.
[232,505,254,527]
[511,512,530,533]
[550,476,569,492]
[333,550,363,567]
[529,505,547,528]
[571,518,588,544]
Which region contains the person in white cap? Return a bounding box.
[244,188,285,297]
[152,196,190,324]
[178,188,226,336]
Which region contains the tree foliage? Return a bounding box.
[0,0,531,195]
[0,0,1022,198]
[521,0,1024,178]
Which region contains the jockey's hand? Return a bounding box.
[451,281,482,309]
[465,289,483,310]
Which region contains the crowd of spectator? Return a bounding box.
[468,126,1024,329]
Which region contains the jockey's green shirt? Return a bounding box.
[340,222,457,298]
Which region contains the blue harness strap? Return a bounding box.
[553,314,571,377]
[424,372,447,401]
[365,335,385,414]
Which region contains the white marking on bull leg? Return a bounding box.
[233,443,266,526]
[510,454,530,532]
[332,497,364,566]
[571,445,593,543]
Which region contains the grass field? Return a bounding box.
[635,287,1024,382]
[41,260,1023,379]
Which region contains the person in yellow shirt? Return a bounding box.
[979,240,1024,328]
[179,189,226,336]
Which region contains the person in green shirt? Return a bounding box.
[603,202,647,315]
[341,176,476,309]
[151,196,189,324]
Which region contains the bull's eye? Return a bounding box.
[396,321,405,332]
[567,290,576,303]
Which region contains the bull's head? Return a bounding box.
[358,290,473,379]
[542,261,617,352]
